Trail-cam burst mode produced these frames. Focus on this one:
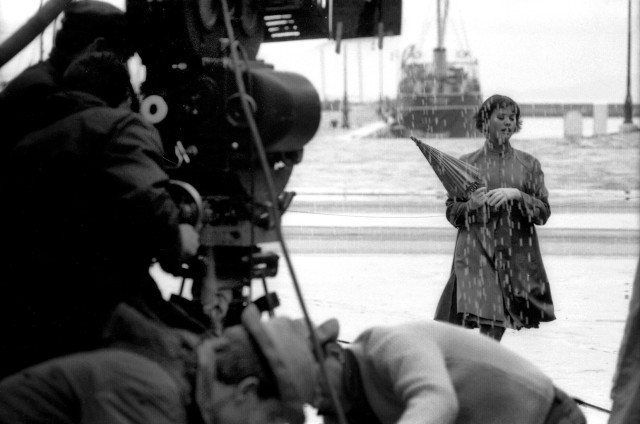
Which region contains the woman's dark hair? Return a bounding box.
[215,325,280,399]
[474,94,523,133]
[63,51,138,110]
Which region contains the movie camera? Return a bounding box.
[125,0,401,327]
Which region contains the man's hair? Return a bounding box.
[63,51,135,109]
[54,1,131,58]
[474,94,523,133]
[215,325,280,399]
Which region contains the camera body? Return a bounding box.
[125,0,401,326]
[126,0,323,326]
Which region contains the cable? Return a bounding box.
[217,2,349,424]
[573,398,611,414]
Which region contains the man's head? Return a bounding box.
[196,306,318,424]
[52,1,132,64]
[63,51,138,110]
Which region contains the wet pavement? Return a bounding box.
[153,194,639,424]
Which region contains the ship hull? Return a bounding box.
[396,94,483,138]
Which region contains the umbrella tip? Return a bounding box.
[410,136,420,144]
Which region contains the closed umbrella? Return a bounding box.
[410,136,482,197]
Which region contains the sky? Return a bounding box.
[0,0,638,104]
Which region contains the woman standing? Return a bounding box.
[434,94,555,341]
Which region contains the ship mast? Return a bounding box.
[434,0,449,79]
[436,0,449,50]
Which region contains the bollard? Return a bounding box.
[564,110,583,141]
[593,104,608,136]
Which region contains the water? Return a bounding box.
[286,113,640,199]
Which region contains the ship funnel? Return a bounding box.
[433,47,447,79]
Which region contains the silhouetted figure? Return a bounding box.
[0,51,200,378]
[0,1,132,155]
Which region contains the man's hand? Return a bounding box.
[486,188,521,208]
[201,287,233,336]
[467,187,487,210]
[179,223,200,259]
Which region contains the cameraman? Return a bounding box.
[0,51,200,378]
[0,1,132,155]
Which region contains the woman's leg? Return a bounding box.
[479,324,506,341]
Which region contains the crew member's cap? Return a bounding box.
[241,305,319,424]
[55,1,131,56]
[313,318,340,346]
[292,316,340,352]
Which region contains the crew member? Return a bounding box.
[0,304,318,424]
[0,0,132,154]
[0,51,200,378]
[312,319,586,424]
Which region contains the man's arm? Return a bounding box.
[359,327,459,424]
[100,113,196,270]
[0,350,188,424]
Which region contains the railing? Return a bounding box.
[520,103,640,118]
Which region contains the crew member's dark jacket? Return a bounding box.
[0,90,195,377]
[0,58,64,156]
[0,303,204,424]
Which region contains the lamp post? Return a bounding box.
[378,42,383,117]
[621,0,637,132]
[623,0,633,124]
[342,41,350,128]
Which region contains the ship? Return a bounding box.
[394,0,483,138]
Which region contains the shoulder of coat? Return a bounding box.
[512,148,542,169]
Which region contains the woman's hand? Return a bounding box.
[486,188,521,208]
[467,187,487,210]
